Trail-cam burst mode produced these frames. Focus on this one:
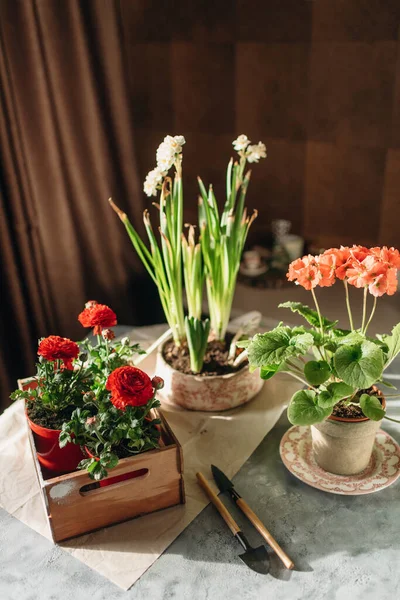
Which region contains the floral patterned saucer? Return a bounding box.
[279,425,400,495]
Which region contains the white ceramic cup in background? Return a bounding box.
[243,250,262,271]
[280,234,304,261]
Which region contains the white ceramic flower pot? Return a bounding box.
[311,417,383,476]
[155,345,264,411]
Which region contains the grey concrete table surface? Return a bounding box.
[1,410,399,600]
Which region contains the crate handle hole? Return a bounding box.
[79,468,149,494]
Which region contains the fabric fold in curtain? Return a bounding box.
[0,0,150,408]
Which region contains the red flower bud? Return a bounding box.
[102,329,116,341]
[85,300,98,309]
[151,376,164,390]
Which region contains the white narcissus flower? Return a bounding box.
[143,166,165,197]
[246,142,267,163]
[233,134,251,152]
[156,135,186,171]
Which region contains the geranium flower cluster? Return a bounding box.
[144,135,186,197]
[232,134,267,163]
[287,246,400,296]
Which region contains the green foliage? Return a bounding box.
[279,302,338,330]
[11,358,93,414]
[304,360,330,386]
[198,156,257,341]
[185,317,210,373]
[317,382,355,408]
[245,296,397,426]
[61,395,161,481]
[247,327,313,368]
[382,323,400,366]
[359,394,385,421]
[79,336,144,389]
[334,340,384,389]
[288,390,332,426]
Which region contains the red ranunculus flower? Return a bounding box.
[106,366,154,410]
[38,335,79,370]
[78,302,117,335]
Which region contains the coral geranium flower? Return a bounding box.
[317,253,336,287]
[106,366,154,410]
[369,267,398,297]
[78,302,117,335]
[287,255,321,290]
[38,335,79,370]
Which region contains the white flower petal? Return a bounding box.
[233,134,251,151]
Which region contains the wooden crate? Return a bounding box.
[20,380,185,542]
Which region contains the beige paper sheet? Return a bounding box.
[0,329,298,590]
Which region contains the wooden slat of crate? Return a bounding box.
[20,378,185,542]
[45,443,182,541]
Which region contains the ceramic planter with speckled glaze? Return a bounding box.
[311,396,386,475]
[155,344,264,411]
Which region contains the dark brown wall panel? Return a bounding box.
[120,0,400,248]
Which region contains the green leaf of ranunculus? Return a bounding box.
[304,360,331,385]
[334,341,384,389]
[87,460,99,473]
[248,328,313,368]
[278,301,338,330]
[287,390,332,425]
[58,430,71,448]
[100,452,118,469]
[359,394,385,421]
[384,323,400,365]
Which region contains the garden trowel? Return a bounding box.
[196,472,270,574]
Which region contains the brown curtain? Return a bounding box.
[0,0,155,409]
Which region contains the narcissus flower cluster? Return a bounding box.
[288,246,400,297]
[232,134,267,163]
[144,134,186,196]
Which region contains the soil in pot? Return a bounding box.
[162,333,247,376]
[26,400,76,430]
[331,387,381,420]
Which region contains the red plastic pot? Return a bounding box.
[27,415,84,476]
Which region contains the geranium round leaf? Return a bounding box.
[287,389,332,426]
[359,394,385,421]
[304,360,331,385]
[334,341,384,389]
[326,381,354,402]
[317,391,337,409]
[247,329,292,367]
[260,364,279,380]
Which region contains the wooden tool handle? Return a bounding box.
[236,498,294,569]
[196,472,240,537]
